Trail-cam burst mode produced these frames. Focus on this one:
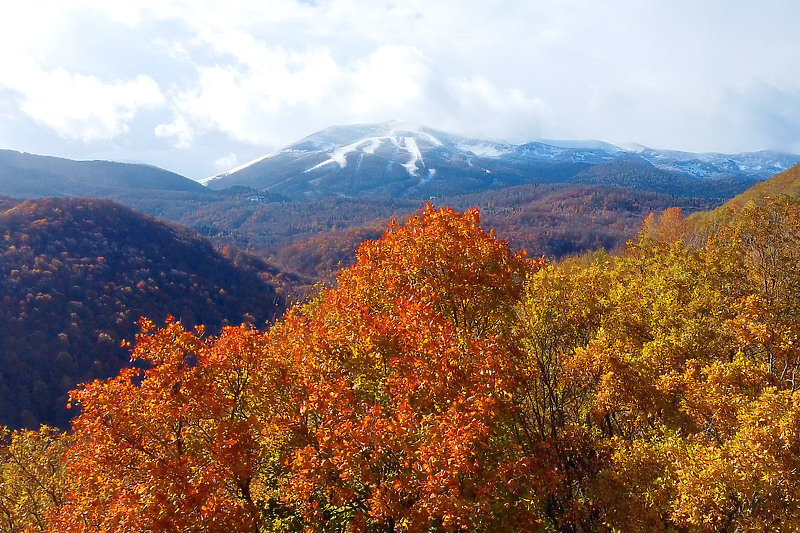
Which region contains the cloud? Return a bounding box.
[349,46,429,115]
[721,83,800,153]
[0,55,164,142]
[154,115,196,149]
[155,45,342,146]
[437,76,552,139]
[155,42,434,147]
[213,152,239,172]
[154,36,548,151]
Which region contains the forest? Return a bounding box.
[1,186,799,531]
[0,198,284,428]
[116,183,723,291]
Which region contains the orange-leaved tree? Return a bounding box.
[52,319,302,533]
[272,203,549,531]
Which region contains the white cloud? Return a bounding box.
[155,43,343,146]
[0,56,164,141]
[349,46,428,115]
[155,43,433,147]
[213,152,239,172]
[154,115,196,148]
[441,76,552,139]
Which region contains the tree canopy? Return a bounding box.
[3,197,800,531]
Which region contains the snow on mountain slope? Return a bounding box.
[302,128,430,176]
[200,154,274,184]
[400,136,424,176]
[456,140,515,157]
[306,139,373,172]
[539,139,624,152]
[202,121,800,199]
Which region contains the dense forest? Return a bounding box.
[0,198,283,428]
[115,183,722,290]
[2,184,799,530]
[566,161,754,198]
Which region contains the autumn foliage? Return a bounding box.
[3,197,800,531]
[0,197,282,429]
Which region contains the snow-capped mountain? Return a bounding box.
[203,121,800,200]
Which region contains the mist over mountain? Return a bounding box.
[202,121,800,200]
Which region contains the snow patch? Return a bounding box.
[540,139,623,152]
[304,133,431,175]
[305,138,379,172]
[418,131,443,147]
[362,138,381,154]
[419,168,436,185]
[401,136,424,176]
[457,141,510,157]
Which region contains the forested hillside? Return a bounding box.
[3,193,799,531]
[0,147,760,296]
[568,161,753,198]
[0,198,283,428]
[722,163,800,207]
[261,184,722,285]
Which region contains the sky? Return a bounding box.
[1,0,799,180]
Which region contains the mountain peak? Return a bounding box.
[202,122,800,200]
[290,120,446,149]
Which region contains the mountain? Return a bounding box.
[0,197,283,429]
[203,121,800,200]
[569,162,756,200]
[0,149,207,198]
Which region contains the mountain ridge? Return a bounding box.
[721,163,800,208]
[202,121,799,200]
[0,149,207,198]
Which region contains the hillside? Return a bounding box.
[685,164,800,235]
[0,197,283,428]
[260,184,722,289]
[0,150,207,198]
[721,163,800,208]
[568,161,753,199]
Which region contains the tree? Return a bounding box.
[53,319,301,532]
[38,199,800,531]
[274,203,548,531]
[0,426,70,533]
